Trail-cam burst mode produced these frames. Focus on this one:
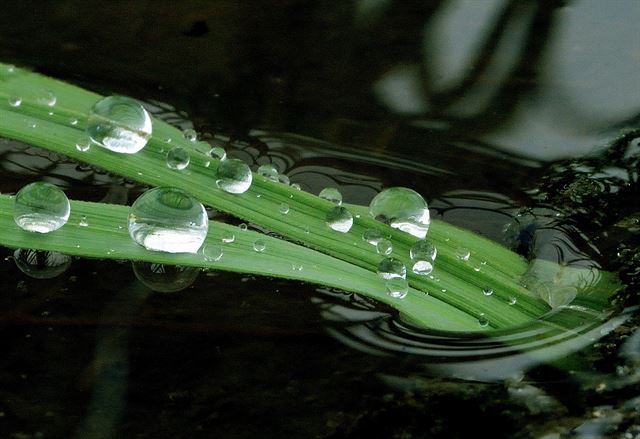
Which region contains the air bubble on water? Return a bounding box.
[166,146,190,170]
[257,164,279,182]
[456,248,471,261]
[239,223,248,231]
[13,249,71,279]
[86,96,152,154]
[508,296,517,305]
[37,90,56,107]
[132,261,200,293]
[369,187,430,239]
[326,206,353,233]
[279,203,290,214]
[13,182,70,233]
[385,278,409,299]
[376,238,393,255]
[216,159,252,194]
[209,146,226,161]
[362,228,385,245]
[78,215,89,227]
[8,96,21,107]
[221,232,235,243]
[478,314,489,327]
[278,174,290,185]
[202,243,223,262]
[410,240,437,261]
[319,187,342,206]
[75,137,91,152]
[183,128,197,142]
[482,287,493,296]
[253,239,266,252]
[377,257,406,280]
[128,187,208,253]
[412,260,433,276]
[291,183,302,191]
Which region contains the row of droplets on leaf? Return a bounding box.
[9,94,435,300]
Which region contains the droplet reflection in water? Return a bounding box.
[216,159,252,194]
[326,206,353,233]
[166,146,190,170]
[132,261,200,293]
[13,182,70,233]
[369,187,430,239]
[86,96,152,154]
[14,249,71,279]
[128,187,208,253]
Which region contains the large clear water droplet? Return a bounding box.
[385,278,409,299]
[257,164,279,182]
[326,206,353,233]
[369,187,430,239]
[376,239,393,255]
[166,146,190,170]
[377,257,406,280]
[86,96,152,154]
[132,261,200,293]
[14,249,71,279]
[128,187,208,253]
[412,260,433,276]
[14,182,70,233]
[216,159,252,194]
[319,187,342,205]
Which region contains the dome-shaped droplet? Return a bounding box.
[8,96,22,107]
[377,257,406,280]
[37,90,57,107]
[376,239,393,255]
[128,187,208,253]
[482,287,493,296]
[279,203,290,214]
[412,260,433,275]
[75,136,91,152]
[410,240,437,261]
[326,206,353,233]
[291,183,302,191]
[216,159,252,194]
[385,278,409,299]
[13,182,70,233]
[221,232,235,243]
[132,261,200,293]
[362,228,385,245]
[183,128,197,142]
[86,96,152,154]
[78,215,89,227]
[278,174,290,185]
[369,187,430,239]
[14,249,71,279]
[257,164,279,182]
[456,248,471,261]
[508,296,517,305]
[202,243,223,261]
[478,314,489,327]
[319,187,342,206]
[253,238,266,252]
[166,146,190,170]
[209,146,226,161]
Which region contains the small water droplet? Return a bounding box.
[209,146,226,161]
[69,118,78,126]
[87,96,152,154]
[377,257,406,280]
[362,228,385,245]
[482,287,493,296]
[78,215,89,227]
[253,239,266,252]
[319,187,342,206]
[216,159,252,194]
[508,296,517,305]
[13,182,70,233]
[132,261,200,293]
[14,249,71,279]
[369,187,430,239]
[376,238,393,255]
[278,174,290,185]
[279,203,290,214]
[37,90,56,107]
[8,96,22,107]
[257,164,279,182]
[412,260,433,275]
[292,262,303,271]
[478,314,489,327]
[183,128,197,142]
[128,187,208,253]
[239,223,248,231]
[385,278,409,299]
[202,244,224,261]
[75,136,91,152]
[456,248,471,261]
[326,206,353,233]
[221,232,235,243]
[291,183,302,191]
[410,240,437,261]
[166,146,190,170]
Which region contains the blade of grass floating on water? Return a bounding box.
[0,194,480,332]
[0,63,620,330]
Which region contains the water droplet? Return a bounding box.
[291,183,302,191]
[508,296,517,305]
[86,96,152,154]
[385,278,409,299]
[202,243,223,261]
[239,223,248,231]
[183,128,197,142]
[253,239,266,252]
[132,261,200,293]
[221,232,235,243]
[292,262,303,271]
[376,238,393,255]
[279,203,290,214]
[13,182,70,233]
[166,146,190,170]
[216,159,252,194]
[377,257,406,280]
[482,287,493,296]
[369,187,430,239]
[412,260,433,276]
[319,187,342,205]
[538,285,577,308]
[326,206,353,233]
[8,96,21,107]
[75,137,91,152]
[456,248,471,261]
[257,164,279,182]
[362,228,385,245]
[13,249,72,279]
[69,118,78,126]
[78,215,89,227]
[209,146,226,161]
[410,240,437,261]
[37,90,56,107]
[478,314,489,327]
[278,174,290,185]
[128,187,208,253]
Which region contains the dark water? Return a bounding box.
[1,1,640,438]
